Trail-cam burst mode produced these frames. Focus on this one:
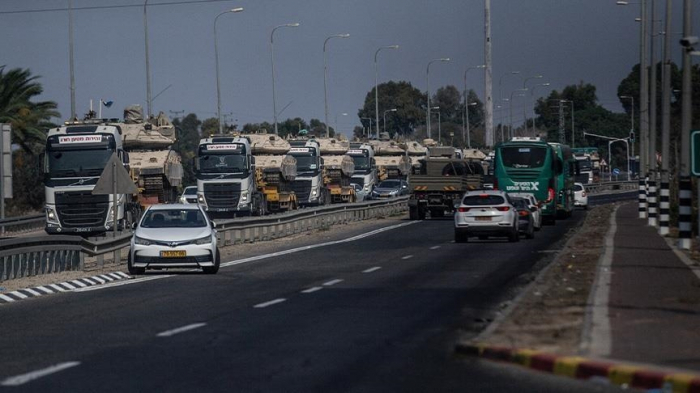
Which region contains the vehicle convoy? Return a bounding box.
[195,136,266,218]
[408,145,484,220]
[245,133,298,213]
[44,118,138,234]
[493,137,575,224]
[119,106,183,208]
[347,142,378,197]
[129,203,220,275]
[288,139,330,206]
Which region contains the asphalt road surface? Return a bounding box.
[0,208,624,392]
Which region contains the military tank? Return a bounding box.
[119,105,183,207]
[244,133,298,212]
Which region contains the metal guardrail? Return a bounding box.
[584,180,637,195]
[0,214,44,235]
[0,198,408,282]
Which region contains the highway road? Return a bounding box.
[0,208,623,392]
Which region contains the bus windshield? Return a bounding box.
[500,146,548,169]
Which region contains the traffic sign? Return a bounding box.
[692,131,700,176]
[612,168,620,176]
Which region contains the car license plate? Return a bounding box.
[160,250,186,258]
[74,227,91,232]
[475,216,491,221]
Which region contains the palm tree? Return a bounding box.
[0,66,59,154]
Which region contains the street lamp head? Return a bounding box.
[441,58,450,62]
[338,33,350,38]
[388,45,399,49]
[287,23,300,27]
[616,1,629,5]
[431,106,440,110]
[231,7,244,12]
[541,82,551,86]
[389,108,397,112]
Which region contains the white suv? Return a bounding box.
[454,190,519,243]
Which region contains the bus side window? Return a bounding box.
[554,158,563,175]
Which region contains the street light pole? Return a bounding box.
[324,34,350,138]
[620,95,636,175]
[144,0,152,118]
[334,112,347,137]
[68,0,76,119]
[430,107,441,144]
[426,58,450,140]
[383,108,397,134]
[465,102,477,148]
[374,45,399,140]
[270,23,300,136]
[214,8,244,135]
[463,65,485,147]
[498,71,520,142]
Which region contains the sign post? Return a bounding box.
[93,153,138,237]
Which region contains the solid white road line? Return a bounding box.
[254,298,287,308]
[362,267,382,273]
[430,246,441,250]
[301,287,323,294]
[1,362,81,386]
[156,323,207,338]
[401,255,413,260]
[323,279,343,286]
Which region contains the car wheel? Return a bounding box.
[526,225,535,239]
[203,249,220,274]
[454,229,468,243]
[127,253,145,275]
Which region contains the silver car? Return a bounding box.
[129,204,220,275]
[370,179,409,199]
[179,186,198,204]
[510,192,542,231]
[454,190,519,243]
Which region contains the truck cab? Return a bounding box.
[195,136,264,218]
[347,143,377,196]
[288,140,328,206]
[43,119,132,234]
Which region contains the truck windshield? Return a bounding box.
[350,155,371,171]
[500,146,547,169]
[198,153,247,174]
[46,148,113,178]
[292,155,319,174]
[577,158,592,171]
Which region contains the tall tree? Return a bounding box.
[0,66,59,154]
[172,113,202,186]
[358,81,426,138]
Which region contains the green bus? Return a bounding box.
[493,138,575,224]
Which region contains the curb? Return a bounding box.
[456,343,700,392]
[0,272,131,305]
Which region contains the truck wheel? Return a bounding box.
[409,207,418,220]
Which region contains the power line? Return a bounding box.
[0,0,233,15]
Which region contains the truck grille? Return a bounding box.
[289,180,312,200]
[55,191,109,227]
[203,183,240,208]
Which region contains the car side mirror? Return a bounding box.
[210,221,217,229]
[132,222,138,230]
[530,206,538,212]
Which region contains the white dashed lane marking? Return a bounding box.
[362,267,382,273]
[301,287,323,294]
[401,255,413,260]
[254,298,287,309]
[323,279,343,286]
[156,323,207,338]
[430,246,441,250]
[1,362,81,386]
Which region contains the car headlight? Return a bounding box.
[195,235,212,245]
[364,185,371,192]
[198,194,206,204]
[134,236,151,246]
[106,207,115,224]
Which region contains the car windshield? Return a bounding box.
[574,184,584,191]
[462,194,505,206]
[511,198,528,208]
[140,209,207,228]
[183,187,197,195]
[378,180,401,188]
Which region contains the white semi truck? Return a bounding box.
[288,139,330,206]
[195,136,266,218]
[43,119,135,234]
[347,142,378,196]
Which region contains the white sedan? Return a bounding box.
[574,182,589,210]
[454,190,519,243]
[129,204,220,275]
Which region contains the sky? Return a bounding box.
[1,0,698,138]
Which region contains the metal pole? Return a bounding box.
[69,0,76,119]
[570,101,575,148]
[426,58,449,140]
[659,0,672,235]
[558,100,565,144]
[270,23,299,136]
[484,0,493,147]
[466,103,474,149]
[374,45,398,140]
[678,0,693,249]
[214,9,243,135]
[324,34,349,138]
[144,0,152,118]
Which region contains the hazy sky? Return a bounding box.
[1,0,698,137]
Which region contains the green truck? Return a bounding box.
[408,147,484,220]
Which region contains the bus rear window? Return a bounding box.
[500,147,547,168]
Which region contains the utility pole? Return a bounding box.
[646,0,659,228]
[678,0,693,249]
[658,0,672,235]
[484,0,493,148]
[558,100,565,144]
[639,0,650,220]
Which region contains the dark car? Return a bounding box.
[511,197,535,239]
[370,179,409,199]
